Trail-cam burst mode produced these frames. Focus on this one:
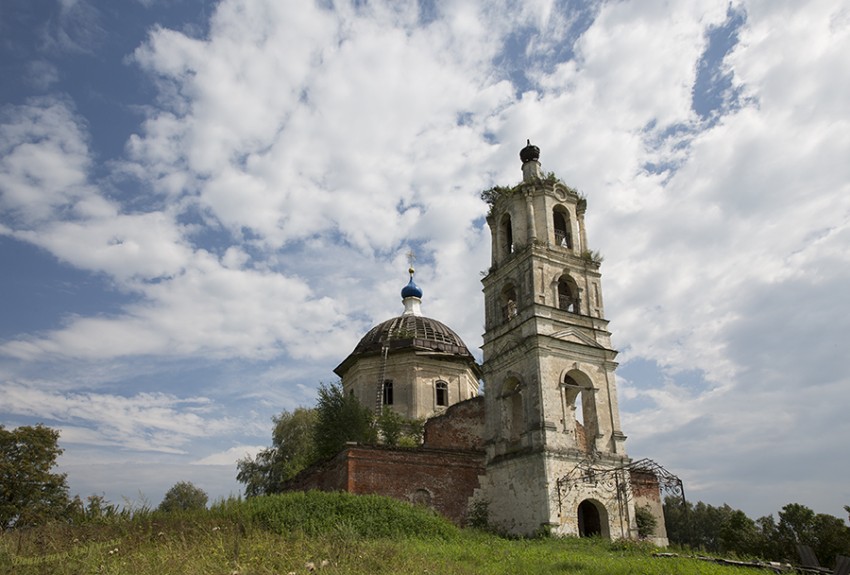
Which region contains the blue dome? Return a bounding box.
[401,277,423,299]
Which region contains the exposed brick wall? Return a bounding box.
[575,421,587,453]
[629,469,669,543]
[629,470,661,501]
[285,445,485,525]
[423,396,485,451]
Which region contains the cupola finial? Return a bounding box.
[520,139,540,164]
[401,265,423,316]
[520,140,543,181]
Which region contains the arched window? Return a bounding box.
[411,488,432,507]
[562,372,598,453]
[435,381,448,407]
[553,207,572,248]
[558,276,580,313]
[500,213,513,257]
[501,283,518,322]
[382,379,393,405]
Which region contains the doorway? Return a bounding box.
[577,499,606,537]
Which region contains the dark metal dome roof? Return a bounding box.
[352,314,474,357]
[520,139,540,163]
[334,313,478,378]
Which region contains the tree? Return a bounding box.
[0,424,71,528]
[314,382,376,459]
[158,481,208,512]
[774,503,850,568]
[635,505,658,538]
[377,407,405,446]
[778,502,817,547]
[237,407,318,496]
[755,514,781,560]
[811,512,850,568]
[718,509,760,557]
[662,495,691,545]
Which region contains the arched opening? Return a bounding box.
[382,379,393,406]
[562,371,599,453]
[557,276,580,313]
[553,208,572,248]
[500,213,513,257]
[501,283,518,322]
[411,488,433,508]
[435,380,448,407]
[577,499,608,538]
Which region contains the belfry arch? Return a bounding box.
[553,206,572,248]
[556,275,580,313]
[500,283,518,322]
[560,370,599,453]
[500,212,513,258]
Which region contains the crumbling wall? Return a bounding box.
[423,396,485,450]
[630,469,669,546]
[284,445,485,525]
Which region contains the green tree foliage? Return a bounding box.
[377,407,405,446]
[376,408,426,447]
[664,497,850,567]
[66,493,128,524]
[237,407,318,496]
[0,424,70,528]
[718,509,760,556]
[635,505,658,538]
[775,503,850,567]
[314,382,376,459]
[158,481,208,512]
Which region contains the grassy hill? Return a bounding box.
[1,491,767,575]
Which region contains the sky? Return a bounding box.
[1,0,848,521]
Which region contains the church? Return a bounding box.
[285,142,673,543]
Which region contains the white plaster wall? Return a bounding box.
[342,352,479,420]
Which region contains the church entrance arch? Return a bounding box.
[577,499,608,538]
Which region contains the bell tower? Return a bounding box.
[479,142,635,537]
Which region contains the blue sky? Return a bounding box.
[2,0,849,520]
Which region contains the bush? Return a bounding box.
[210,491,458,540]
[635,505,658,538]
[158,482,208,513]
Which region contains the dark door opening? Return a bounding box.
[578,500,602,537]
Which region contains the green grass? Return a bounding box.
[0,491,766,575]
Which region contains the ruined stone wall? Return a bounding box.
[481,451,550,535]
[423,396,485,451]
[346,447,484,525]
[630,470,669,546]
[547,454,637,539]
[284,449,351,493]
[285,445,484,525]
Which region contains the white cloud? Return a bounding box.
[0,97,95,225]
[0,382,237,454]
[192,445,265,466]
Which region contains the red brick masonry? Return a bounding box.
[285,445,485,524]
[285,398,486,524]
